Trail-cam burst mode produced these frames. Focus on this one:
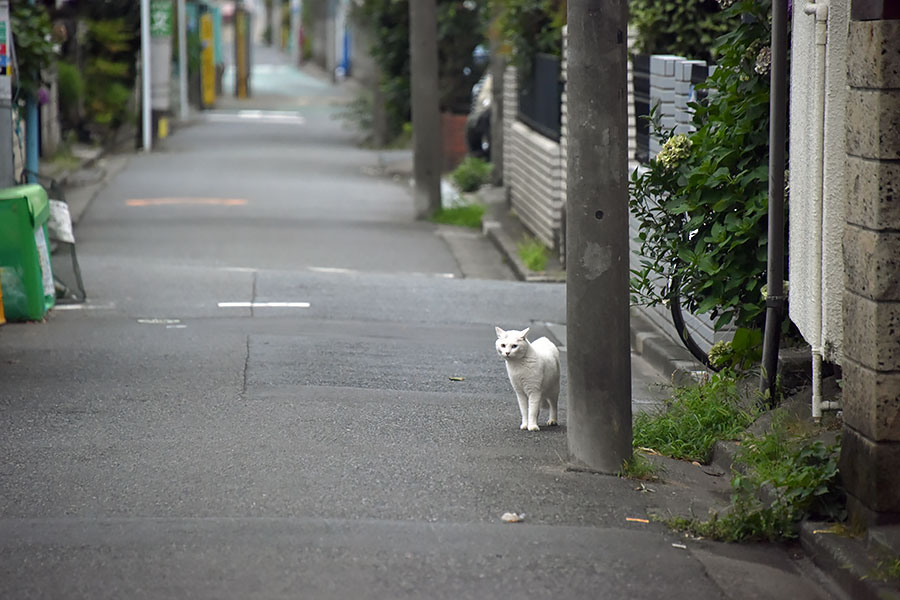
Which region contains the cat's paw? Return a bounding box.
[546,418,558,426]
[520,423,528,430]
[527,424,540,432]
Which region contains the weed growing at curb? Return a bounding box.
[633,373,755,463]
[517,236,548,272]
[431,203,486,229]
[865,557,900,583]
[619,452,660,481]
[664,419,844,542]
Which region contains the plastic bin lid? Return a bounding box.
[0,184,50,226]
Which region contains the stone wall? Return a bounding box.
[839,12,900,525]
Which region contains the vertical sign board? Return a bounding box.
[200,12,215,107]
[0,1,9,98]
[0,1,14,188]
[149,0,172,112]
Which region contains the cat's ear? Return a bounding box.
[520,328,530,340]
[495,326,505,338]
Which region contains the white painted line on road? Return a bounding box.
[309,266,356,275]
[204,110,306,125]
[166,324,188,329]
[218,302,311,308]
[308,266,456,279]
[53,303,116,311]
[137,318,181,325]
[220,267,258,273]
[127,198,247,207]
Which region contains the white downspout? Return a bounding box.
[803,0,840,418]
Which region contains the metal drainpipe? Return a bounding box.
[759,0,789,404]
[803,0,841,419]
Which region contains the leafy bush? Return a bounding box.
[629,0,730,62]
[10,3,57,98]
[629,0,778,331]
[493,0,566,73]
[83,18,136,132]
[632,372,755,463]
[707,327,763,371]
[451,156,493,192]
[56,61,85,129]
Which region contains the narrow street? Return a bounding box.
[0,46,838,599]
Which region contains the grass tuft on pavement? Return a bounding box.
[431,203,486,229]
[633,373,755,464]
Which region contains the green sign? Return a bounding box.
[150,0,172,38]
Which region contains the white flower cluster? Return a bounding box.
[656,134,692,169]
[755,46,772,75]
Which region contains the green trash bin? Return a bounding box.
[0,184,56,321]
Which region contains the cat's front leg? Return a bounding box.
[546,396,559,426]
[515,392,529,429]
[526,394,541,431]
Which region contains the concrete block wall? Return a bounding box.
[502,66,565,253]
[673,60,706,135]
[649,55,683,155]
[839,15,900,525]
[647,56,712,155]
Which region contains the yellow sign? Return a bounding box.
[235,11,248,99]
[200,13,216,107]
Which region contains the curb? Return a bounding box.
[629,307,707,386]
[482,220,565,283]
[801,522,900,600]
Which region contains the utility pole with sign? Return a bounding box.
[150,0,173,139]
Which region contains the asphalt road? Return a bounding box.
[0,46,839,599]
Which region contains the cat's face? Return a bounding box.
[495,327,530,360]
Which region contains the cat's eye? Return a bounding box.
[500,344,506,348]
[511,344,518,349]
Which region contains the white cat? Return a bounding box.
[495,326,560,431]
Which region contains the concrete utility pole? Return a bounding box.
[408,0,442,218]
[140,0,152,151]
[566,0,632,473]
[177,0,188,120]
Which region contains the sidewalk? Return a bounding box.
[475,182,900,600]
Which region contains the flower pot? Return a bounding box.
[441,111,469,172]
